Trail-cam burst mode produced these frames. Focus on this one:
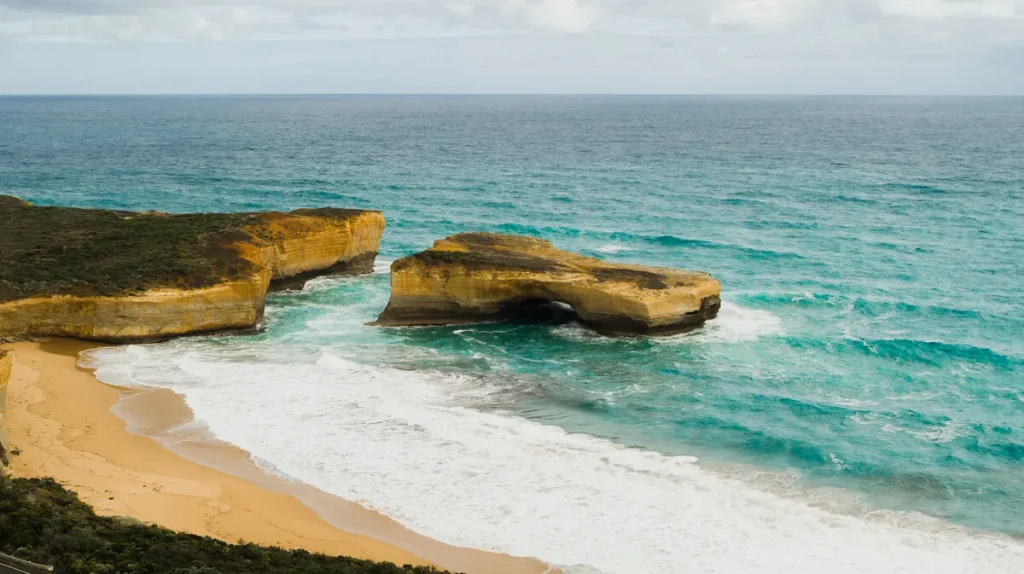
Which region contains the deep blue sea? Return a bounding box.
[2,96,1023,573]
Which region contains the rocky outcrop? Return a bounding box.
[375,233,721,336]
[0,278,272,342]
[0,349,11,464]
[0,201,384,343]
[247,209,386,286]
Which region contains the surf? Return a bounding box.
[83,342,1024,574]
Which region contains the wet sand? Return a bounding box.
[2,339,550,574]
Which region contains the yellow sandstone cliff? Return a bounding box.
[375,233,721,336]
[0,278,272,343]
[247,210,386,283]
[0,204,385,342]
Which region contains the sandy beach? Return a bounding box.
[2,339,548,574]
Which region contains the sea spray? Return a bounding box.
[547,302,782,344]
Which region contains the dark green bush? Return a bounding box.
[0,196,264,302]
[0,474,450,574]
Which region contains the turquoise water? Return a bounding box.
[4,96,1024,572]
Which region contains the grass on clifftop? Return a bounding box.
[0,196,265,303]
[0,473,449,574]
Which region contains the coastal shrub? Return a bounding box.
[0,196,266,302]
[0,474,451,574]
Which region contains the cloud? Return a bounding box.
[525,0,595,33]
[1,0,1022,42]
[0,0,600,40]
[881,0,1019,19]
[1,0,1023,93]
[710,0,821,30]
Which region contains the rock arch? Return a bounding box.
[374,233,721,336]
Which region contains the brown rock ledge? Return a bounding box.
[374,233,721,336]
[0,197,385,342]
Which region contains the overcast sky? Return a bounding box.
[1,0,1023,94]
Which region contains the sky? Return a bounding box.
[1,0,1023,94]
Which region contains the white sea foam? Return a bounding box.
[374,259,394,274]
[594,244,635,254]
[912,420,971,444]
[554,302,782,344]
[670,301,783,343]
[297,277,342,293]
[83,343,1024,574]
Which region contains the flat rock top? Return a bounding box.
[381,232,721,335]
[0,195,378,303]
[396,232,715,290]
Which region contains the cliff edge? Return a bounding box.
[0,196,384,342]
[375,233,721,336]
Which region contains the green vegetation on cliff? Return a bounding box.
[0,196,371,303]
[0,196,259,303]
[0,473,448,574]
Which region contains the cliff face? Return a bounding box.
[247,210,386,285]
[0,277,271,342]
[0,200,385,342]
[375,233,721,336]
[0,350,10,463]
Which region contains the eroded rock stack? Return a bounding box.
[375,233,721,336]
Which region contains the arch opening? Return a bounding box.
[495,296,579,327]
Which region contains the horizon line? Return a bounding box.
[2,93,1023,98]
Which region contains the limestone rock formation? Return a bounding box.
[375,233,721,336]
[0,197,384,342]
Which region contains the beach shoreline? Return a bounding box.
[1,339,549,574]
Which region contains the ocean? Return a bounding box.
[2,95,1023,573]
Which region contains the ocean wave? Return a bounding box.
[481,200,520,210]
[831,194,879,204]
[845,337,1021,370]
[592,243,635,254]
[848,412,976,446]
[492,222,582,238]
[779,334,1022,373]
[605,231,807,260]
[741,219,820,230]
[910,420,972,444]
[742,292,997,322]
[549,302,782,345]
[723,197,771,206]
[660,302,783,344]
[876,182,952,195]
[288,276,354,294]
[83,344,1024,574]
